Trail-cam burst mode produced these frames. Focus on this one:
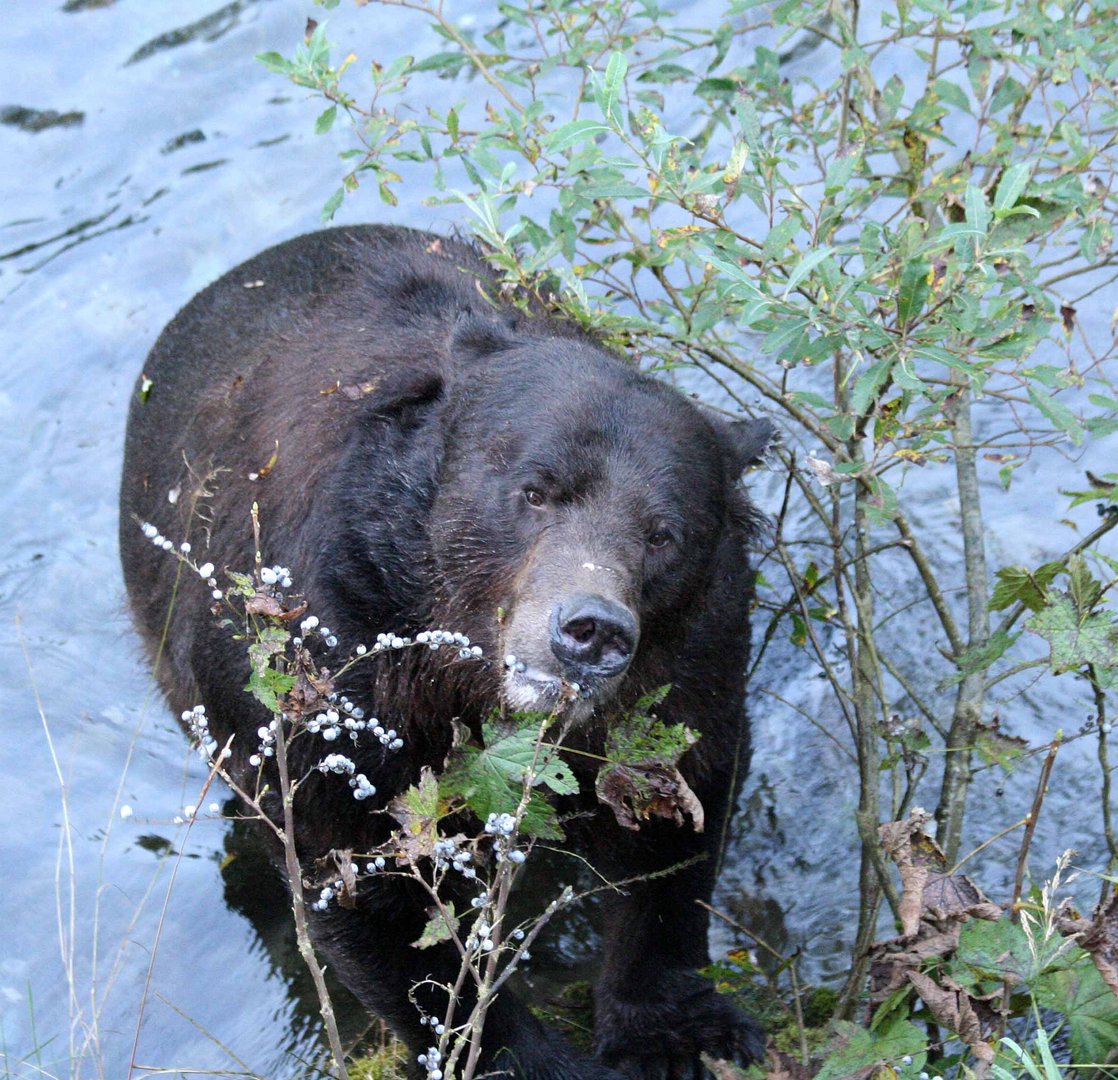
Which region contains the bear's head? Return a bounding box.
[412,314,773,721]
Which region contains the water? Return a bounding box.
[1,2,1115,1077]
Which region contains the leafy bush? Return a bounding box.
[258,0,1118,1074]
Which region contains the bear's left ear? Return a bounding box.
[716,416,777,476]
[450,309,518,361]
[363,367,445,429]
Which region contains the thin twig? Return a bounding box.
[1009,737,1062,922]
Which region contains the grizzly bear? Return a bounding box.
[119,225,770,1079]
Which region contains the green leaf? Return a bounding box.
[783,246,834,295]
[814,1017,926,1080]
[850,358,893,417]
[897,258,930,329]
[400,768,441,819]
[413,902,459,949]
[607,718,697,768]
[957,918,1040,983]
[1027,594,1118,685]
[737,98,762,155]
[247,625,290,677]
[256,51,293,75]
[321,186,345,222]
[824,150,857,195]
[314,104,337,135]
[245,667,296,713]
[1035,954,1118,1063]
[1027,385,1085,445]
[1067,554,1103,615]
[993,161,1030,214]
[965,183,991,237]
[763,213,802,260]
[483,725,568,789]
[542,119,610,153]
[941,630,1021,685]
[934,77,972,114]
[597,52,628,125]
[990,563,1063,612]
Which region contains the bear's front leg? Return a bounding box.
[309,874,628,1080]
[589,791,764,1078]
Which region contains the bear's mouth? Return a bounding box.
[501,663,601,722]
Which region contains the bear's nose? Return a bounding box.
[549,594,638,681]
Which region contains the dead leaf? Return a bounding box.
[315,848,358,910]
[244,595,307,622]
[805,453,852,487]
[907,971,994,1069]
[1069,890,1118,997]
[879,811,943,937]
[283,648,333,717]
[761,1048,812,1080]
[244,594,285,618]
[923,871,1001,922]
[869,928,962,1000]
[878,812,1001,939]
[596,763,704,832]
[387,768,460,862]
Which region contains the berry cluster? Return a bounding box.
[181,704,221,760]
[484,812,526,864]
[433,838,476,879]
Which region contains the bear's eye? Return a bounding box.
[647,526,675,550]
[524,488,546,508]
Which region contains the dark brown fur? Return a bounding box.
[120,225,770,1079]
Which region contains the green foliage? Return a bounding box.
[414,902,459,950]
[1034,958,1118,1066]
[259,0,1118,1072]
[440,715,576,839]
[950,917,1118,1067]
[603,685,697,766]
[812,1017,926,1080]
[1023,553,1118,690]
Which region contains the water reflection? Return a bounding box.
[126,0,277,67]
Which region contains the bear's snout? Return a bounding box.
[549,593,638,681]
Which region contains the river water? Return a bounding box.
[1,2,1115,1077]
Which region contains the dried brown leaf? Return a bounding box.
[757,1049,810,1080]
[907,972,993,1068]
[1073,891,1118,997]
[922,871,999,921]
[596,763,704,832]
[879,811,945,937]
[244,594,285,618]
[315,848,358,910]
[869,929,961,1000]
[805,453,851,487]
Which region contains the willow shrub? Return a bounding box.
[261,0,1118,1073]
